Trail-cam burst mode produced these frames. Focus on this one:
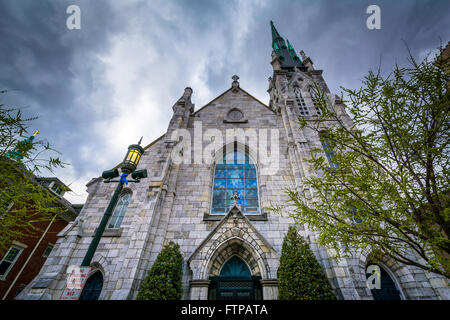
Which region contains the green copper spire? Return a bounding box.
[270,20,282,41]
[269,21,306,71]
[270,20,286,50]
[287,39,301,62]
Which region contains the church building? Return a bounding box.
[17,22,449,300]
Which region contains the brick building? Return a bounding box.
[0,177,79,300]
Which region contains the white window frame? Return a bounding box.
[0,202,14,220]
[0,245,25,280]
[50,182,62,196]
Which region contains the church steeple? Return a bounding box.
[271,20,287,53]
[270,21,306,71]
[287,39,301,62]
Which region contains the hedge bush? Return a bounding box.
[278,226,336,300]
[136,241,183,300]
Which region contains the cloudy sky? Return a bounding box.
[1,0,449,204]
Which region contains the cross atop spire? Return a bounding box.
[231,75,240,90]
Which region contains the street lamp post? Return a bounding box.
[80,139,147,267]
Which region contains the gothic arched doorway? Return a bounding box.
[365,264,402,300]
[79,270,103,300]
[208,256,262,300]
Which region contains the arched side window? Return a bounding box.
[79,270,103,300]
[308,86,322,115]
[365,263,403,300]
[219,256,251,277]
[293,86,310,116]
[319,133,338,168]
[211,145,259,214]
[108,192,131,229]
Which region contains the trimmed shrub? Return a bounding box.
[136,241,183,300]
[278,226,336,300]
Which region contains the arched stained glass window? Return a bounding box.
[366,264,402,300]
[108,192,131,229]
[79,271,103,300]
[211,145,259,214]
[220,256,251,277]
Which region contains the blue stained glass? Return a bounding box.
[211,146,259,214]
[108,193,131,229]
[245,170,256,178]
[214,179,226,188]
[227,169,244,179]
[226,190,235,199]
[227,179,244,189]
[215,169,225,178]
[213,198,226,206]
[321,137,338,168]
[220,256,251,277]
[213,190,226,199]
[246,189,258,198]
[246,179,257,188]
[212,207,226,213]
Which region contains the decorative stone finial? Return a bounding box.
[232,75,240,89]
[231,190,240,205]
[300,50,307,61]
[184,87,193,97]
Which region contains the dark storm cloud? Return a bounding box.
[0,0,117,110]
[0,0,449,203]
[0,0,124,200]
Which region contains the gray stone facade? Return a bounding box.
[17,41,449,301]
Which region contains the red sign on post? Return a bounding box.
[59,266,91,300]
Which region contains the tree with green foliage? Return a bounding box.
[0,91,65,173]
[273,45,450,279]
[278,226,336,300]
[0,90,68,252]
[136,241,183,300]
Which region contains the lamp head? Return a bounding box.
[120,141,144,174]
[102,169,119,180]
[131,169,147,180]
